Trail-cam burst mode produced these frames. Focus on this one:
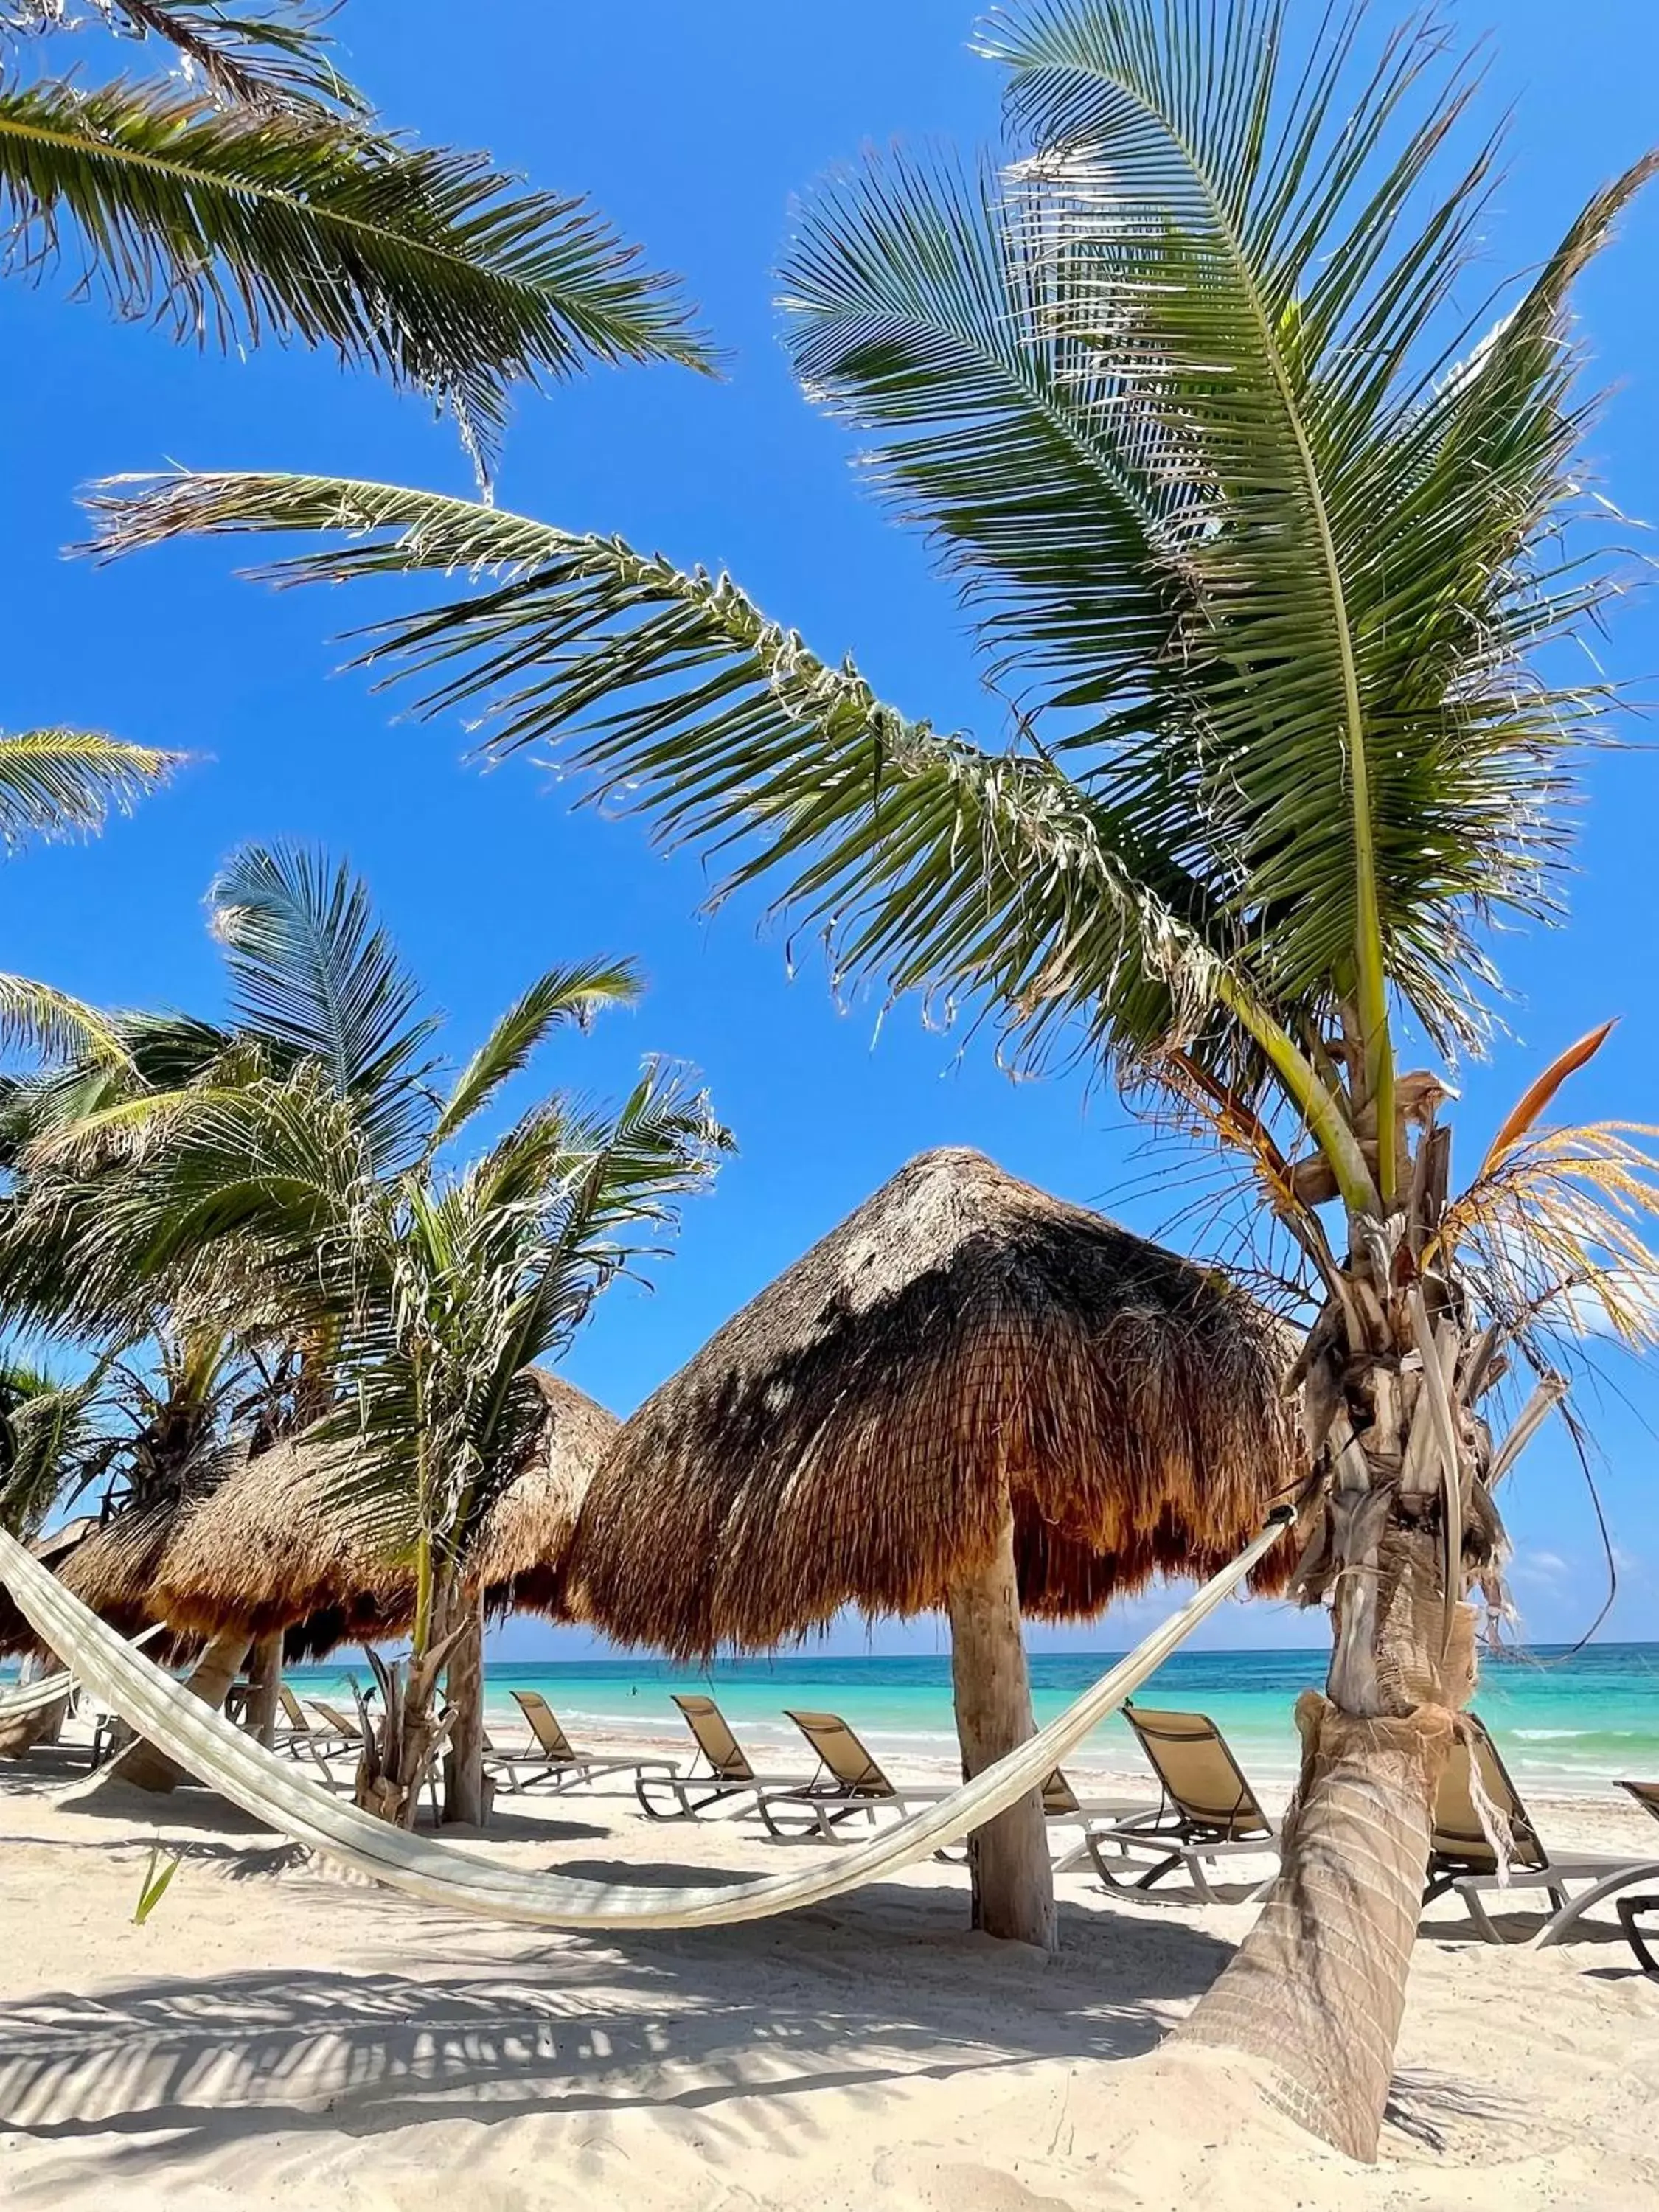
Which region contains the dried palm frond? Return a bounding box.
[1436,1121,1659,1349]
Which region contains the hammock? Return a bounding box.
[0,1669,73,1722]
[0,1513,1293,1932]
[0,1623,164,1722]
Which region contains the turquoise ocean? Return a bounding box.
[290,1641,1659,1795]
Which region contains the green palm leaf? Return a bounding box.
[431,959,642,1151]
[0,974,136,1066]
[0,728,176,846]
[208,841,438,1169]
[76,1,369,115]
[0,74,710,467]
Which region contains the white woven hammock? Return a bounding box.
[0,1514,1291,1932]
[0,1621,163,1721]
[0,1669,73,1721]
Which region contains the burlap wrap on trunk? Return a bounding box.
[1177,1689,1458,2163]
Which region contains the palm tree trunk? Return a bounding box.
[245,1632,283,1747]
[945,1501,1056,1950]
[441,1593,488,1827]
[1180,1285,1484,2160]
[119,1628,251,1792]
[355,1573,457,1827]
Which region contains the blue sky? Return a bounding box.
[5,1,1658,1658]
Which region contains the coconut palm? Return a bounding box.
[84,0,1659,2153]
[0,1356,105,1539]
[325,1058,729,1825]
[15,840,728,1820]
[0,0,711,471]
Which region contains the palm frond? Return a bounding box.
[0,974,134,1066]
[207,840,437,1169]
[1436,1121,1659,1351]
[80,471,1243,1079]
[86,1,369,116]
[0,1357,105,1537]
[779,145,1175,716]
[431,958,641,1152]
[0,727,176,847]
[0,73,710,469]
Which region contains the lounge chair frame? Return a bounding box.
[635,1694,810,1819]
[1083,1703,1280,1903]
[485,1689,675,1796]
[1425,1721,1659,1945]
[756,1710,953,1842]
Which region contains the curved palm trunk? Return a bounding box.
[355,1566,459,1828]
[441,1595,488,1827]
[1180,1537,1475,2157]
[945,1501,1056,1950]
[1180,1164,1493,2161]
[119,1627,251,1792]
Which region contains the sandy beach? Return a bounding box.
[2,1723,1655,2211]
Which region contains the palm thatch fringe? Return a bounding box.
[468,1368,617,1621]
[1,1368,611,1664]
[569,1147,1303,1658]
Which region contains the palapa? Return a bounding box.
[2,1368,614,1666]
[153,1366,616,1654]
[569,1147,1302,1652]
[568,1147,1302,1950]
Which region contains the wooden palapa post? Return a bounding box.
[945,1500,1056,1950]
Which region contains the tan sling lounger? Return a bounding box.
[486,1688,675,1795]
[758,1709,1137,1852]
[757,1710,954,1840]
[1085,1703,1280,1902]
[309,1697,368,1745]
[636,1694,813,1818]
[1424,1720,1659,1945]
[274,1683,358,1767]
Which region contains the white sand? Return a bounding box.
[1,1725,1656,2211]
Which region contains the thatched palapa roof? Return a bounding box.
[151,1366,613,1655]
[0,1495,201,1663]
[467,1368,618,1620]
[2,1368,614,1664]
[569,1147,1302,1658]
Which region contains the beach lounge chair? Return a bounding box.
[1422,1720,1659,1944]
[755,1709,955,1840]
[275,1684,358,1766]
[1039,1765,1154,1871]
[1083,1703,1280,1902]
[636,1693,814,1819]
[752,1707,1143,1851]
[309,1698,369,1747]
[484,1688,675,1795]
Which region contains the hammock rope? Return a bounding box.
[0,1512,1293,1932]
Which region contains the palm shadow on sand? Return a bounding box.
[0,1882,1232,2198]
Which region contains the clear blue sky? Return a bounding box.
[5,1,1657,1658]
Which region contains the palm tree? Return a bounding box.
[323,1057,729,1825]
[14,840,728,1820]
[0,0,712,473]
[84,0,1659,2154]
[0,1354,105,1540]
